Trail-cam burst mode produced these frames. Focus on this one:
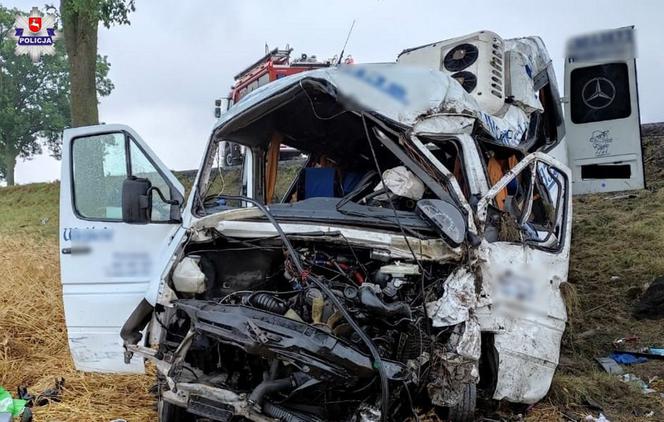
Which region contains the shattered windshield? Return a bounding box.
[194,67,473,241]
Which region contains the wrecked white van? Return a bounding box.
[58,31,636,421]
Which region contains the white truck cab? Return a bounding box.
[59,29,641,422]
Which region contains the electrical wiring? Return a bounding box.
[216,194,391,422]
[360,114,432,340]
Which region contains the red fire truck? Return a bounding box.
[215,48,331,166]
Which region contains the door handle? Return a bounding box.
[61,248,71,255]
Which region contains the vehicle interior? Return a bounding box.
[200,80,469,236]
[198,68,566,244]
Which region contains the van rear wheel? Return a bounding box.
[447,383,477,422]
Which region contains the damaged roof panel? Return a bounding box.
[212,61,544,150]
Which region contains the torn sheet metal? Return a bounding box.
[491,317,564,403]
[427,318,480,407]
[412,114,476,135]
[425,268,481,407]
[213,62,538,150]
[426,268,476,327]
[505,37,550,114]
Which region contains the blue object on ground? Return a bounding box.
[610,352,648,365]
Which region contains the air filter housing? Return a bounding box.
[397,31,505,115]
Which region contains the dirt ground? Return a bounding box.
[0,126,663,421]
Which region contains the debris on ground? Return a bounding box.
[619,374,657,395]
[0,387,28,420]
[610,352,648,365]
[613,336,639,347]
[633,276,664,320]
[596,357,624,375]
[17,378,64,407]
[584,413,610,422]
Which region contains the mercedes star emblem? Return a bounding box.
[582,77,616,110]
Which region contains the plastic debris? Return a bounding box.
[610,352,648,365]
[613,336,639,347]
[0,387,27,418]
[595,356,624,375]
[648,347,664,356]
[584,413,610,422]
[17,378,64,407]
[619,373,656,394]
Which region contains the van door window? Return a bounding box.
[72,133,127,220]
[201,141,250,209]
[129,140,173,221]
[72,132,176,222]
[485,160,568,251]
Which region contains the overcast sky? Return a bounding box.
[7,0,664,184]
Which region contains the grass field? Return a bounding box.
[0,132,663,420]
[0,183,156,421]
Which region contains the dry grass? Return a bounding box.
[0,234,156,421]
[531,133,664,421]
[0,162,302,421]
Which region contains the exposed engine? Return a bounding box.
[157,233,458,421]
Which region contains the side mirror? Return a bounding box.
[416,199,467,247]
[122,176,152,224]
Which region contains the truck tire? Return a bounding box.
[448,383,477,422]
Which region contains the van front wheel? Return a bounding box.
[447,383,477,422]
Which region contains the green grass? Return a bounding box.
[0,161,303,239]
[0,181,60,238]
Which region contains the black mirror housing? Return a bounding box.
[416,199,467,247]
[122,176,152,224]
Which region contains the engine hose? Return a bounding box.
[247,292,289,315]
[120,298,153,345]
[262,401,311,422]
[248,377,292,410]
[218,195,390,422]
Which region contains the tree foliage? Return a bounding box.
[0,5,113,185]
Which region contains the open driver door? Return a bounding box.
[59,124,186,373]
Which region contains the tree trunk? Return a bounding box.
[61,0,100,127]
[3,153,16,186]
